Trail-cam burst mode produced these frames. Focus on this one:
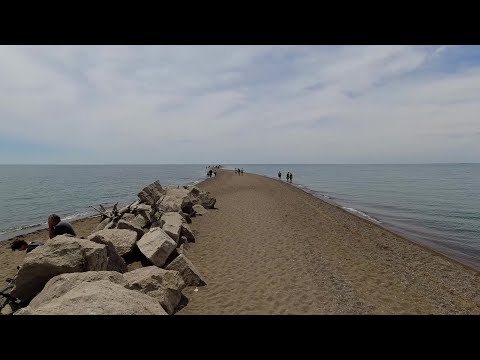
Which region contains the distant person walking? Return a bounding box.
[286,172,290,182]
[289,172,293,182]
[241,168,244,175]
[278,171,281,180]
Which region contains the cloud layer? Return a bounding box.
[1,45,479,164]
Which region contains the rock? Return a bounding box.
[196,192,216,209]
[16,280,167,315]
[192,204,207,216]
[157,195,182,213]
[160,212,183,243]
[180,223,195,242]
[1,303,14,316]
[131,214,149,229]
[90,238,127,273]
[94,217,111,232]
[28,271,127,309]
[178,236,188,247]
[165,254,206,286]
[11,236,108,302]
[124,266,185,315]
[138,180,165,206]
[117,220,144,241]
[188,187,201,197]
[137,228,177,267]
[88,229,137,257]
[179,212,192,224]
[161,188,194,214]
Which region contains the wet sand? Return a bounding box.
[179,169,480,314]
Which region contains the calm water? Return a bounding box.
[0,165,208,241]
[0,164,479,270]
[229,164,480,270]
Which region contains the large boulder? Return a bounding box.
[94,217,111,232]
[16,280,167,315]
[88,229,137,257]
[160,212,184,243]
[124,266,185,315]
[137,228,177,267]
[11,236,108,302]
[131,214,150,229]
[194,192,216,209]
[192,204,207,216]
[188,186,201,197]
[179,211,192,224]
[158,188,194,214]
[165,254,206,286]
[27,271,127,308]
[138,180,165,206]
[90,238,127,273]
[180,223,195,242]
[117,220,144,241]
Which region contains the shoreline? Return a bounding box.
[224,167,479,272]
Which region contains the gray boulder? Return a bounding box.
[138,180,165,206]
[124,266,185,315]
[179,211,192,224]
[28,271,127,308]
[180,223,195,242]
[16,280,167,315]
[165,254,206,286]
[131,214,149,229]
[94,217,111,232]
[195,192,216,209]
[88,229,137,257]
[117,220,144,241]
[192,204,207,216]
[137,228,177,267]
[11,236,108,302]
[160,212,184,243]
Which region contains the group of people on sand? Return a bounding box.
[235,168,244,175]
[207,169,217,178]
[10,214,76,254]
[278,171,293,182]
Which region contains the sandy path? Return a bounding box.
[179,170,480,314]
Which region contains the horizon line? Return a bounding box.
[1,162,479,166]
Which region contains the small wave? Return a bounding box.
[342,207,382,224]
[0,222,43,234]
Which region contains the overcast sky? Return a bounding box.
[1,45,479,164]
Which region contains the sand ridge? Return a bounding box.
[179,169,480,314]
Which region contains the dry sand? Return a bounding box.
[179,169,480,314]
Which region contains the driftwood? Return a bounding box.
[89,200,138,229]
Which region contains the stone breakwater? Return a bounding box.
[3,181,215,315]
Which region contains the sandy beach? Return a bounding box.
[1,169,479,314]
[0,216,100,284]
[178,169,480,314]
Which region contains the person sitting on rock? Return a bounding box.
[48,214,76,239]
[10,239,43,253]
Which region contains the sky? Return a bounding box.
[0,45,479,164]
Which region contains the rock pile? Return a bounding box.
[9,180,214,315]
